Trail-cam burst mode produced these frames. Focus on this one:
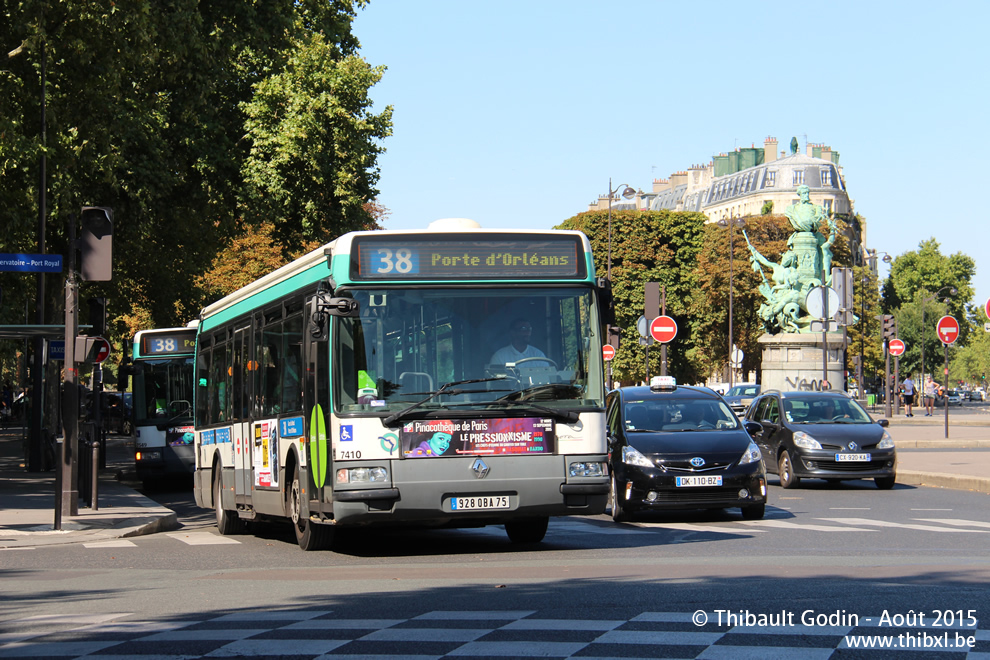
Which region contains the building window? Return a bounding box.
[765,171,776,187]
[823,199,833,214]
[793,169,804,185]
[821,168,832,187]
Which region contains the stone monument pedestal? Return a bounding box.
[758,332,845,392]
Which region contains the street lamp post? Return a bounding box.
[866,249,892,406]
[920,286,956,392]
[717,216,745,388]
[605,179,637,389]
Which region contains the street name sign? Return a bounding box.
[0,254,63,273]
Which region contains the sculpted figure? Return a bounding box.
[784,185,828,233]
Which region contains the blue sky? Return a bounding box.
[353,0,989,317]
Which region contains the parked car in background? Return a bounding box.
[743,390,896,489]
[723,383,761,416]
[605,377,767,522]
[945,390,963,406]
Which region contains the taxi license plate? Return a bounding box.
[450,496,510,511]
[676,475,722,487]
[835,453,871,462]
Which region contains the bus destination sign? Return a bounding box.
[142,329,197,356]
[352,235,585,280]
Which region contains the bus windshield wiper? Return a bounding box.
[488,398,580,424]
[382,377,510,426]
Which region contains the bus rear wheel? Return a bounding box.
[504,516,549,543]
[214,470,244,535]
[289,463,333,551]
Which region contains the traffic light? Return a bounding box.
[78,384,95,421]
[881,314,897,340]
[87,297,107,336]
[80,206,113,281]
[607,324,621,350]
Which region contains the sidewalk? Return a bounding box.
[0,426,178,550]
[1,415,989,550]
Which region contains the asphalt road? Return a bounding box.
[3,470,989,658]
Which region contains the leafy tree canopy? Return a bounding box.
[0,0,391,359]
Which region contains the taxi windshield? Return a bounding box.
[624,397,739,432]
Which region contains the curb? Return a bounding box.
[119,512,180,537]
[897,470,990,495]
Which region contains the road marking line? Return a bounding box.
[818,517,989,533]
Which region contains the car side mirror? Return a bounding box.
[743,421,763,437]
[877,418,889,427]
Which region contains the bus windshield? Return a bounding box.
[133,358,195,426]
[333,286,604,415]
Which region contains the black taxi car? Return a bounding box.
[605,377,767,521]
[743,389,896,489]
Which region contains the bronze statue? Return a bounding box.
[745,187,838,334]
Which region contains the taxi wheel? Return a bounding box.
[874,475,896,490]
[741,503,765,520]
[778,451,800,489]
[610,475,629,522]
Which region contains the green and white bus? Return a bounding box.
[192,220,611,550]
[130,325,197,484]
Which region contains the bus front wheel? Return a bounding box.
[289,463,333,551]
[505,516,549,543]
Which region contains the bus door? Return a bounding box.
[232,325,253,499]
[305,298,332,516]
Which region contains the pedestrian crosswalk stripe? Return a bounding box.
[818,517,989,533]
[165,532,241,545]
[82,539,137,548]
[740,519,876,532]
[915,517,990,529]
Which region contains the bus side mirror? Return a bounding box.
[308,292,360,341]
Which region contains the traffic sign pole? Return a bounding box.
[936,315,960,439]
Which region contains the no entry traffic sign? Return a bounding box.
[936,315,960,345]
[888,338,905,356]
[649,315,678,343]
[602,344,616,361]
[93,337,111,363]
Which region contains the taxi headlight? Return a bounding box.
[336,466,388,484]
[793,431,823,450]
[738,441,762,465]
[621,446,655,468]
[876,430,895,449]
[569,461,607,477]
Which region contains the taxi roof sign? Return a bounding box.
[650,376,677,391]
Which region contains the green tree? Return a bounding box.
[882,239,975,377]
[1,0,391,357]
[557,210,707,385]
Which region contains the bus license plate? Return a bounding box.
[451,496,510,511]
[836,453,870,462]
[676,475,722,487]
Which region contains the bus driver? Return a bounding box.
[490,318,548,366]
